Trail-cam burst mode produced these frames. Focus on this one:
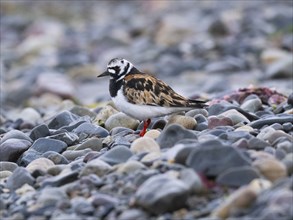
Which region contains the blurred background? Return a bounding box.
[1,0,292,110]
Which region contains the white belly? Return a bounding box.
[112,89,190,121]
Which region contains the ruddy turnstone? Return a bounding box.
[98,58,207,136]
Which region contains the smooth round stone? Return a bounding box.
[71,197,94,215]
[174,145,196,165]
[275,148,286,160]
[75,137,103,151]
[29,124,50,141]
[166,115,197,130]
[105,112,139,131]
[141,152,161,164]
[90,192,119,207]
[48,132,79,146]
[37,187,68,207]
[252,158,287,182]
[216,166,261,187]
[144,129,161,139]
[235,125,254,132]
[0,138,32,162]
[193,114,207,123]
[98,145,133,165]
[232,138,249,149]
[266,130,293,145]
[275,140,293,153]
[256,126,276,141]
[42,151,69,164]
[212,179,270,219]
[135,174,189,214]
[179,168,203,193]
[0,171,12,179]
[186,145,251,177]
[208,116,233,129]
[264,146,276,156]
[30,138,67,154]
[240,98,262,113]
[116,160,146,174]
[73,122,109,137]
[80,158,112,177]
[70,106,97,119]
[94,105,119,125]
[118,209,149,220]
[47,165,68,176]
[130,137,160,154]
[195,122,208,131]
[0,129,32,144]
[18,107,42,124]
[186,109,208,117]
[26,157,55,173]
[6,167,35,190]
[62,148,92,161]
[248,137,270,150]
[220,109,250,125]
[282,122,293,132]
[282,153,293,175]
[0,161,18,172]
[156,124,197,149]
[48,110,79,129]
[270,123,283,130]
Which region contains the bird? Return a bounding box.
[98,58,207,136]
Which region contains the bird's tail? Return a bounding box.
[187,99,209,108]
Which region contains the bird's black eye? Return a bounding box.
[121,60,124,64]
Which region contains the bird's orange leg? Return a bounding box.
[139,119,151,137]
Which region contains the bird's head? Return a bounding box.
[98,58,134,80]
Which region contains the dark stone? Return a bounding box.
[42,151,69,164]
[186,144,251,177]
[73,122,109,137]
[41,171,79,187]
[29,124,50,141]
[135,174,189,214]
[48,110,79,129]
[216,166,261,187]
[156,124,197,149]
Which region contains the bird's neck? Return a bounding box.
[109,78,123,97]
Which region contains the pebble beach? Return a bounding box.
[0,1,292,220]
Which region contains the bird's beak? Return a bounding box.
[97,71,110,78]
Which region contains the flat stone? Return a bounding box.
[62,148,92,161]
[0,161,18,172]
[75,137,103,151]
[99,145,133,165]
[41,170,79,187]
[48,110,79,129]
[216,166,261,187]
[30,138,67,154]
[73,122,109,138]
[166,115,197,130]
[29,124,50,141]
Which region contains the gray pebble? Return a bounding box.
[30,138,67,154]
[156,124,197,149]
[99,145,133,165]
[29,124,50,141]
[48,110,79,129]
[6,167,35,190]
[135,174,189,214]
[0,138,31,162]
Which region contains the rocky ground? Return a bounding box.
[0,1,293,220]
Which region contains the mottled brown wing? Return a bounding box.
[123,73,192,107]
